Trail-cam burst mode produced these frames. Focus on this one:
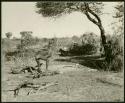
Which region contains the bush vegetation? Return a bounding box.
[68,32,99,56]
[104,34,123,71]
[2,30,123,72]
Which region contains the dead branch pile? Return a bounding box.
[7,81,58,97]
[11,65,60,79]
[11,66,38,74]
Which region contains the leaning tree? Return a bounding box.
[35,2,107,56]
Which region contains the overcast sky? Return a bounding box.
[2,2,118,38]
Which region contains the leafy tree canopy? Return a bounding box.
[35,2,108,57]
[36,2,104,18]
[20,31,33,39]
[5,32,12,39]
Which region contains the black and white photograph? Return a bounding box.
[1,1,124,102]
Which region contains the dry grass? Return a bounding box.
[2,55,124,102]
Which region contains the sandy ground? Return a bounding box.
[1,59,124,102]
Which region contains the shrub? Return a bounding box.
[68,32,99,56]
[105,34,123,71]
[69,43,82,55]
[69,43,96,55]
[110,54,123,71]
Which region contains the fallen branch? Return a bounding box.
[35,82,58,94]
[32,70,60,79]
[63,65,74,68]
[9,81,34,97]
[11,65,39,74]
[96,78,122,87]
[10,81,59,96]
[27,89,34,95]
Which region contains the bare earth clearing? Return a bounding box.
[2,56,124,102]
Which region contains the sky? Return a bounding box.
[2,2,118,38]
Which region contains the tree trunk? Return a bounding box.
[98,24,107,56]
[84,3,107,56]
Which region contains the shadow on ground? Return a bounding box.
[54,55,106,70]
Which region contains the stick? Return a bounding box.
[35,82,58,94]
[96,78,122,87]
[12,81,34,97]
[27,89,34,95]
[63,65,74,68]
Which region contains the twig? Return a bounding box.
[96,78,122,87]
[35,82,58,94]
[27,89,34,95]
[63,65,74,68]
[11,81,34,97]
